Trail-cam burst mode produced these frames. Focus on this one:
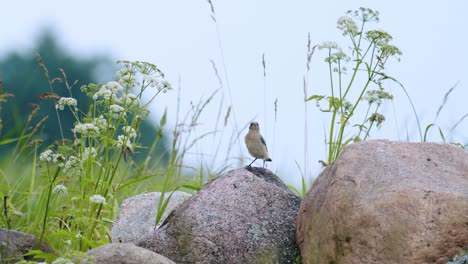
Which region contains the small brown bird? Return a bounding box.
[245,122,272,168]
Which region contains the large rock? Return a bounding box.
[297,140,468,264]
[112,191,190,244]
[138,167,302,264]
[86,243,175,264]
[0,228,54,263]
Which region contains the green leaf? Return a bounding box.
[0,134,30,146]
[438,127,446,142]
[305,95,326,102]
[423,124,435,142]
[116,176,153,191]
[159,108,167,127]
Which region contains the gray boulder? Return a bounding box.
[138,167,302,264]
[447,252,468,264]
[112,191,190,244]
[86,243,175,264]
[297,140,468,264]
[0,228,54,263]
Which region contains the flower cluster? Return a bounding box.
[63,156,81,176]
[347,7,380,23]
[83,147,97,161]
[52,184,68,197]
[56,97,78,111]
[93,81,123,101]
[72,122,100,137]
[90,194,107,205]
[337,16,359,36]
[318,41,339,50]
[364,89,394,105]
[122,126,137,139]
[40,149,64,164]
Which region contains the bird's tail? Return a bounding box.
[265,158,272,162]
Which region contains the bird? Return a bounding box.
[245,122,272,168]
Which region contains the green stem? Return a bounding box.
[39,166,61,245]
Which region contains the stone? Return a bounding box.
[86,243,175,264]
[447,251,468,264]
[112,191,190,244]
[137,167,302,264]
[0,228,54,263]
[297,140,468,264]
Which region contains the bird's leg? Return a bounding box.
[247,158,257,168]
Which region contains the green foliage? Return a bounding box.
[0,60,174,254]
[0,29,168,163]
[305,7,402,164]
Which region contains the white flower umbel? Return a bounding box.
[52,184,68,197]
[56,97,78,111]
[110,104,126,118]
[72,123,100,137]
[93,115,110,131]
[93,81,123,101]
[39,149,64,164]
[122,126,137,139]
[110,104,124,113]
[90,194,107,205]
[83,147,97,161]
[143,74,160,88]
[318,41,340,50]
[63,156,81,176]
[121,93,140,108]
[117,135,133,151]
[337,15,359,36]
[158,80,172,93]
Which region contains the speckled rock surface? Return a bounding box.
[297,140,468,264]
[137,167,302,264]
[87,243,175,264]
[0,228,54,263]
[112,191,191,244]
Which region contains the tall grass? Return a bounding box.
[0,56,241,262]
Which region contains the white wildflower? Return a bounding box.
[93,115,110,131]
[117,135,133,151]
[39,149,64,164]
[366,29,392,43]
[72,123,100,136]
[157,80,172,92]
[115,64,134,80]
[119,74,137,88]
[121,93,140,108]
[75,233,83,239]
[90,194,107,205]
[83,147,97,161]
[318,41,340,50]
[122,126,137,139]
[63,156,81,176]
[337,16,359,36]
[92,81,123,101]
[143,74,160,88]
[52,184,68,196]
[110,104,124,113]
[64,239,72,246]
[56,97,78,111]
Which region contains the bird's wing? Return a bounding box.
[260,135,268,150]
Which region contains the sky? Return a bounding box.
[1,0,467,188]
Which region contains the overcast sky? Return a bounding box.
[1,0,467,188]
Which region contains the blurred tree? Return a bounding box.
[0,28,168,163]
